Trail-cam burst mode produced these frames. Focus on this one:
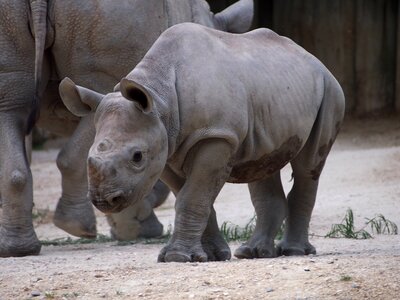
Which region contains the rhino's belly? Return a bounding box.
[228,136,303,183]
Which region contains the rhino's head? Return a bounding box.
[59,78,168,214]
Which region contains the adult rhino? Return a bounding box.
[60,23,345,262]
[0,0,253,257]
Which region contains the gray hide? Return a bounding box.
[59,23,345,262]
[0,0,253,257]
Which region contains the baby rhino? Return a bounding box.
[59,23,345,262]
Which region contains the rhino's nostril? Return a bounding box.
[111,196,124,205]
[105,191,125,206]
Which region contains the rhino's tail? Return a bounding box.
[27,0,48,134]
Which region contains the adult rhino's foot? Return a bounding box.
[53,197,96,238]
[234,235,276,259]
[107,202,163,241]
[158,242,208,263]
[138,211,163,238]
[276,240,316,256]
[202,231,231,261]
[0,226,41,257]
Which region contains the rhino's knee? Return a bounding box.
[8,169,29,191]
[56,149,76,175]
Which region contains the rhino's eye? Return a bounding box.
[132,151,143,163]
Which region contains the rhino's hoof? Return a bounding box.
[54,198,97,238]
[276,241,316,256]
[158,244,208,263]
[0,226,41,257]
[234,242,276,259]
[202,233,231,261]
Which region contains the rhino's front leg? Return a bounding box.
[54,115,97,238]
[158,140,233,263]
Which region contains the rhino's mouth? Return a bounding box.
[88,190,130,214]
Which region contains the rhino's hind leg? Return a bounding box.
[202,207,231,261]
[277,79,344,256]
[53,115,96,238]
[275,173,318,256]
[234,172,287,259]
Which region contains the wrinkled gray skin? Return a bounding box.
[60,23,345,263]
[0,0,253,257]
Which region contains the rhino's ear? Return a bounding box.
[59,77,104,117]
[214,0,254,33]
[120,78,153,114]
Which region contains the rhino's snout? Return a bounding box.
[89,190,128,214]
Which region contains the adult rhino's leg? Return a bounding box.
[53,115,97,238]
[107,180,168,240]
[0,0,50,257]
[234,172,287,259]
[0,112,41,257]
[158,140,232,263]
[277,78,345,256]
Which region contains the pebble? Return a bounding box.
[266,288,274,293]
[304,267,311,272]
[352,283,360,289]
[31,291,41,297]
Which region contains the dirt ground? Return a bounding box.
[1,117,400,300]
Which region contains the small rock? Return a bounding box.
[266,288,274,293]
[31,291,41,297]
[352,283,360,289]
[94,274,104,278]
[189,294,195,298]
[304,267,310,272]
[327,260,334,264]
[223,292,229,296]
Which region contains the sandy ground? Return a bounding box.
[1,117,400,299]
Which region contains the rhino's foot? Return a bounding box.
[0,226,41,257]
[53,197,96,238]
[202,232,231,261]
[276,240,316,256]
[138,211,163,238]
[158,242,207,263]
[234,237,276,259]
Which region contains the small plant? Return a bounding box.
[44,291,55,299]
[340,275,352,281]
[365,214,398,235]
[220,215,256,242]
[220,215,285,242]
[325,209,398,239]
[41,234,113,246]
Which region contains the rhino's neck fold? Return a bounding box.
[146,84,180,160]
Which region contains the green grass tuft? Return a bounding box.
[325,208,398,239]
[220,215,285,242]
